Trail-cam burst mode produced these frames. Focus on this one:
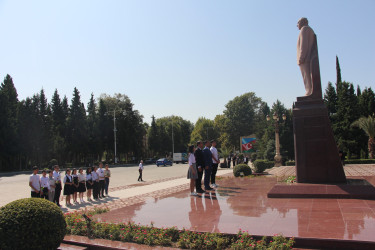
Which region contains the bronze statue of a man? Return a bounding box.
[297,17,322,99]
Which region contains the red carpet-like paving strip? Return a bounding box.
[78,183,190,214]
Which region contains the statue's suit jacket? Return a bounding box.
[297,25,315,65]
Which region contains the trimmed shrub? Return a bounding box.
[233,164,252,177]
[253,160,274,173]
[0,198,66,250]
[250,153,257,162]
[286,160,295,166]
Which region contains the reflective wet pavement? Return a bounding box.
[96,176,375,242]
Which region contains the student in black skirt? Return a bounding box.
[78,168,86,203]
[63,169,73,206]
[72,168,79,204]
[86,167,93,201]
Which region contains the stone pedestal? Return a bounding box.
[293,98,346,183]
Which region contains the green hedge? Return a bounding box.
[344,159,375,164]
[233,164,252,177]
[253,160,274,173]
[0,198,66,250]
[285,159,375,166]
[286,161,295,166]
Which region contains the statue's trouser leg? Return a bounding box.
[299,62,312,96]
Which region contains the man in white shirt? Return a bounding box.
[53,165,62,206]
[138,160,144,181]
[97,162,105,198]
[210,140,220,188]
[29,166,41,198]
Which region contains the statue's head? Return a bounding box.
[297,17,308,30]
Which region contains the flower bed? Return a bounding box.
[64,209,295,249]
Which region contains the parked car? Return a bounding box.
[156,158,173,167]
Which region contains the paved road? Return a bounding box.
[0,163,191,207]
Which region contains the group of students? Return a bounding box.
[227,154,249,167]
[29,162,111,207]
[187,139,220,196]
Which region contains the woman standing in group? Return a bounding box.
[86,167,93,201]
[104,164,111,196]
[78,168,86,203]
[72,169,79,204]
[187,145,198,196]
[63,169,73,206]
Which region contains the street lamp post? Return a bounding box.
[267,113,286,167]
[113,110,118,164]
[172,119,174,158]
[108,108,126,164]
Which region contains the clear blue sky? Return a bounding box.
[1,0,374,124]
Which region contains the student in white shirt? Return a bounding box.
[71,168,79,204]
[53,165,62,206]
[63,169,73,206]
[210,139,220,188]
[48,170,56,202]
[77,168,86,203]
[40,170,50,200]
[97,162,105,198]
[86,167,93,201]
[29,166,41,198]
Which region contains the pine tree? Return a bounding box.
[324,82,338,117]
[0,75,19,170]
[148,115,159,155]
[98,98,110,160]
[336,55,342,88]
[87,93,100,163]
[358,88,375,117]
[37,89,52,164]
[67,87,88,164]
[334,82,361,157]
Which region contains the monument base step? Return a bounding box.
[267,178,375,199]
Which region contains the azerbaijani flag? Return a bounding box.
[242,138,256,153]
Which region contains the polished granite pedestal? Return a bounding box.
[293,97,346,183]
[268,177,375,199]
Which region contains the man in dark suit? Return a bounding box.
[203,140,214,191]
[194,141,205,193]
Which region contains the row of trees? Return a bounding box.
[187,93,294,162]
[0,75,146,171]
[324,57,375,159]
